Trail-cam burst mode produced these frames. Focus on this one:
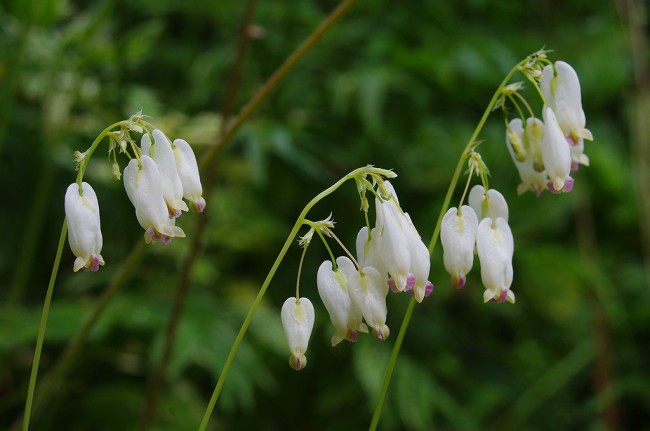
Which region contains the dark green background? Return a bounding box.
[1,0,647,430]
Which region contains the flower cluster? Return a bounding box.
[440,54,591,303]
[441,186,514,303]
[506,59,592,196]
[64,116,205,272]
[280,171,434,369]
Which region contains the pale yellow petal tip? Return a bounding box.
[289,353,307,370]
[483,289,495,303]
[373,324,390,341]
[552,177,565,192]
[331,334,345,347]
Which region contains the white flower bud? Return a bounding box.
[172,138,206,212]
[347,266,390,340]
[141,130,188,217]
[440,205,478,288]
[64,182,104,272]
[124,155,185,244]
[542,107,573,193]
[281,297,315,370]
[374,181,433,301]
[317,257,368,346]
[540,61,592,145]
[476,218,515,304]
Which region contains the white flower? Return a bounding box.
[540,61,593,145]
[281,297,315,370]
[476,218,515,304]
[468,185,509,221]
[542,107,573,193]
[141,130,188,217]
[317,257,368,346]
[541,61,592,171]
[347,266,390,340]
[124,155,185,244]
[440,205,478,288]
[356,226,386,285]
[172,138,206,212]
[506,118,548,196]
[374,181,433,302]
[64,182,104,272]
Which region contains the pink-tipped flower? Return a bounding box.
[64,182,105,272]
[317,257,368,346]
[476,217,515,304]
[171,138,206,213]
[141,130,188,218]
[124,156,185,244]
[540,61,593,145]
[542,107,573,193]
[281,297,315,370]
[440,205,478,288]
[347,266,390,340]
[374,181,433,302]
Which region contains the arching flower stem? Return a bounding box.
[197,165,388,431]
[369,54,535,431]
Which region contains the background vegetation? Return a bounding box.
[1,0,648,430]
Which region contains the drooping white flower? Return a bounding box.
[506,118,548,196]
[468,185,509,222]
[64,182,104,272]
[374,181,433,302]
[124,155,185,244]
[540,61,593,145]
[541,61,592,171]
[171,138,206,212]
[476,217,515,304]
[356,226,385,277]
[440,205,478,288]
[347,266,390,340]
[317,257,368,346]
[541,107,573,193]
[281,296,315,370]
[141,130,188,218]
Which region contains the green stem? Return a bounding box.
[368,58,529,431]
[29,240,146,422]
[22,220,67,431]
[76,121,124,188]
[368,297,416,431]
[197,166,370,431]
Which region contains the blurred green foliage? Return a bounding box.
[1,0,648,430]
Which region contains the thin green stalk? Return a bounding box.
[369,58,530,431]
[197,166,370,431]
[30,240,146,421]
[75,120,124,187]
[22,220,67,431]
